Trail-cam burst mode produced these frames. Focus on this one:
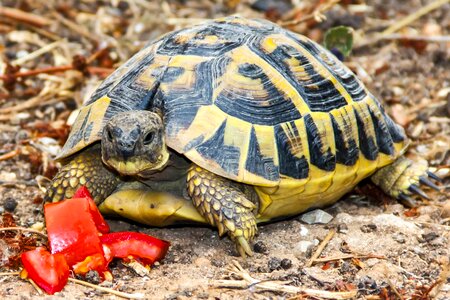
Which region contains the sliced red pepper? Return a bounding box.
[100,232,170,265]
[44,197,107,271]
[73,186,110,233]
[21,247,69,295]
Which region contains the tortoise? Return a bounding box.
[45,16,440,257]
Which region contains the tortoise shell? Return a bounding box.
[59,16,408,188]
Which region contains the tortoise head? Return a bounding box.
[101,110,170,177]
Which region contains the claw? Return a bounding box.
[419,176,441,191]
[398,193,417,208]
[427,171,443,183]
[236,236,253,258]
[408,184,430,200]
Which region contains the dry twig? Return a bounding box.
[0,227,47,238]
[0,7,52,27]
[211,260,357,299]
[306,230,335,267]
[0,149,20,161]
[312,253,386,264]
[280,0,340,26]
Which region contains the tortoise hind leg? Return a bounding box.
[187,166,258,257]
[371,156,441,206]
[44,145,121,204]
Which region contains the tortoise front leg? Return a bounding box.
[44,145,121,204]
[187,165,258,257]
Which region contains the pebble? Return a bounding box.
[421,232,439,243]
[300,209,333,224]
[3,198,18,213]
[360,224,377,233]
[253,241,268,254]
[280,258,292,270]
[268,257,281,272]
[337,223,349,234]
[299,225,309,237]
[392,232,406,244]
[413,246,425,255]
[84,270,101,284]
[294,240,314,258]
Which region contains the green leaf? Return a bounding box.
[323,26,354,58]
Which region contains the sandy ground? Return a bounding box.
[0,0,449,299]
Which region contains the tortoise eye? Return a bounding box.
[143,132,155,145]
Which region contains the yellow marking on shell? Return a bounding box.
[200,35,219,44]
[159,55,210,93]
[351,101,381,181]
[168,104,226,150]
[221,45,310,114]
[137,54,171,88]
[79,177,86,185]
[303,112,336,193]
[223,17,266,28]
[173,30,198,44]
[58,96,111,160]
[265,34,355,105]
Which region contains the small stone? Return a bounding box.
[84,270,101,284]
[392,232,406,244]
[3,198,17,212]
[280,258,292,270]
[299,225,309,237]
[360,224,377,233]
[357,276,379,293]
[253,241,268,254]
[337,223,348,233]
[300,209,333,224]
[294,240,314,258]
[268,257,281,272]
[413,246,425,255]
[421,232,439,242]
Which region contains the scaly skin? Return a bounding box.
[371,156,429,205]
[44,145,121,204]
[186,165,258,257]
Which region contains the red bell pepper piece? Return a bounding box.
[44,197,107,272]
[21,247,69,295]
[100,232,170,265]
[73,186,110,233]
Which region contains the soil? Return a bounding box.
[0,0,449,299]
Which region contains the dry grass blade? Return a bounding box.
[212,260,357,299]
[68,278,145,299]
[12,40,64,66]
[381,0,450,35]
